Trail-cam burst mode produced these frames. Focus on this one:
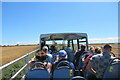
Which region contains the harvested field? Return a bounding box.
[1,45,39,65]
[89,43,119,48]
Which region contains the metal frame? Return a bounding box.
[0,48,39,79]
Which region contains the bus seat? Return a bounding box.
[53,68,74,80]
[53,61,74,80]
[25,62,51,80]
[26,69,50,80]
[70,76,86,80]
[103,58,120,79]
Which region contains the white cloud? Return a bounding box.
[1,41,39,46]
[15,41,39,45]
[88,37,119,43]
[1,37,119,46]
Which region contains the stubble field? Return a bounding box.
[1,45,39,66]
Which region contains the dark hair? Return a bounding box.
[36,56,47,62]
[35,50,47,62]
[103,44,112,49]
[81,45,86,50]
[50,45,57,52]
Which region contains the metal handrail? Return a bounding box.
[0,48,39,70]
[0,48,39,80]
[10,64,28,80]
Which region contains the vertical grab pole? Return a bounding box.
[67,40,70,47]
[71,40,74,51]
[77,39,80,50]
[86,37,89,51]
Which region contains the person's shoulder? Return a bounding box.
[92,53,102,57]
[111,56,116,59]
[47,62,52,66]
[47,53,52,57]
[54,61,58,65]
[90,54,102,61]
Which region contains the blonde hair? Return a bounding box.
[89,46,95,53]
[95,47,101,54]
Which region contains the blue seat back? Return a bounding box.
[25,62,51,80]
[53,61,74,80]
[53,68,74,79]
[103,58,120,79]
[26,69,50,79]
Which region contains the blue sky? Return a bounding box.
[2,2,118,44]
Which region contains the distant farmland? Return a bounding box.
[1,43,119,66]
[1,45,39,65]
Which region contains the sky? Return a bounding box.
[1,2,119,45]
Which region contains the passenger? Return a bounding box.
[82,51,91,64]
[50,45,57,54]
[65,45,73,51]
[29,50,52,72]
[74,45,86,69]
[49,45,58,63]
[44,44,50,51]
[94,47,102,54]
[65,45,74,62]
[53,50,75,70]
[42,46,52,63]
[89,46,95,55]
[82,51,96,79]
[86,44,115,80]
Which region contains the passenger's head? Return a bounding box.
[95,47,101,54]
[35,50,47,62]
[58,50,67,60]
[44,44,49,50]
[42,46,48,53]
[89,46,95,53]
[103,44,112,53]
[81,45,86,51]
[50,45,57,52]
